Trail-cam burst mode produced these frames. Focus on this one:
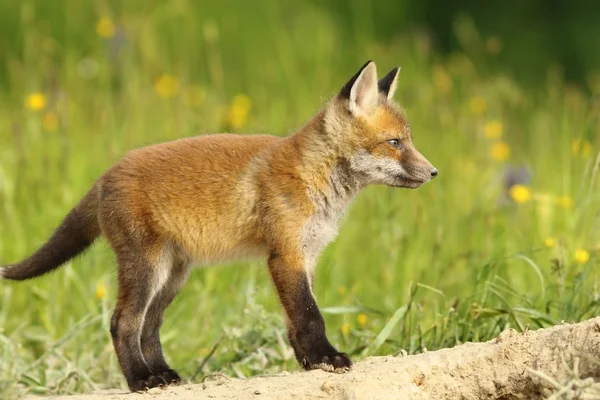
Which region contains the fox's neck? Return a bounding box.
[291,111,363,215]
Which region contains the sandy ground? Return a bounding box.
[24,317,600,400]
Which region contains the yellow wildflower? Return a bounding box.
[25,92,46,111]
[572,139,592,158]
[95,282,106,300]
[198,347,210,356]
[484,120,503,139]
[341,322,351,336]
[490,141,510,161]
[182,85,205,108]
[226,94,252,130]
[96,16,116,38]
[42,112,59,132]
[337,285,347,296]
[543,237,556,249]
[432,66,452,95]
[556,195,573,209]
[357,313,368,328]
[469,96,487,115]
[509,184,531,204]
[154,74,180,98]
[574,249,590,264]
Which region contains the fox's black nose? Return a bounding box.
[430,168,438,178]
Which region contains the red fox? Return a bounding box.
[2,61,437,391]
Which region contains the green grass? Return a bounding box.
[1,1,599,399]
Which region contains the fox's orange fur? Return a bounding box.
[2,61,437,391]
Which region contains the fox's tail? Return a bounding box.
[2,184,101,281]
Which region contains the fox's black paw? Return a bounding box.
[129,374,167,392]
[305,352,352,373]
[157,369,181,385]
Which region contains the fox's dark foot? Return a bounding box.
[156,369,181,385]
[303,351,352,373]
[129,374,167,392]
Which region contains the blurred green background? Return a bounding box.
[0,0,599,398]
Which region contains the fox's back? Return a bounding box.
[100,134,280,263]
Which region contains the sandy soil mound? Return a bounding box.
[26,317,600,400]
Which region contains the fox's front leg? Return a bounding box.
[268,251,351,372]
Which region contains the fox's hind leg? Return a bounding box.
[100,205,174,392]
[109,242,174,392]
[140,258,191,385]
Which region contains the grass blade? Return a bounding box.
[364,304,408,356]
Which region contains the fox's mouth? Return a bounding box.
[394,174,426,189]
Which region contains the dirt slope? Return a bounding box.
[25,317,600,400]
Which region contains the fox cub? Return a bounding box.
[2,61,437,391]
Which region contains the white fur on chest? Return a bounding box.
[301,162,361,280]
[302,211,342,276]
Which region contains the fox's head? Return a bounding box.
[324,60,437,189]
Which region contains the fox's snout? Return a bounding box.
[410,163,437,181]
[400,147,438,187]
[422,163,438,180]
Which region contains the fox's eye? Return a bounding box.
[387,139,402,149]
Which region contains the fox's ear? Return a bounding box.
[378,67,400,99]
[339,60,378,115]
